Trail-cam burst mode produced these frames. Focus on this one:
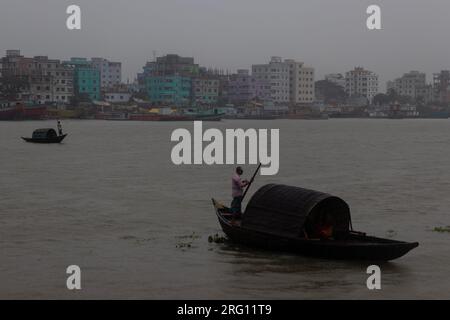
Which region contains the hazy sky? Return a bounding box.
[1,0,450,91]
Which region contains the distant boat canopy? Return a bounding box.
[32,128,58,140]
[242,184,351,238]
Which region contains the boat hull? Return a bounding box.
[213,199,418,261]
[114,113,223,121]
[22,134,67,144]
[0,104,47,120]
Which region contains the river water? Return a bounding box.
[0,119,449,299]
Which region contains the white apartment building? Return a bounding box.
[345,67,379,103]
[252,57,290,104]
[252,56,314,105]
[91,57,122,89]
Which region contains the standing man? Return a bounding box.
[57,120,63,136]
[231,166,249,218]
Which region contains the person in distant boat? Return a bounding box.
[57,120,63,136]
[231,166,249,218]
[317,212,334,240]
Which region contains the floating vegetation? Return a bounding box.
[432,226,450,233]
[208,233,227,244]
[175,232,200,249]
[176,242,192,249]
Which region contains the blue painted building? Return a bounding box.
[146,75,191,106]
[63,58,101,101]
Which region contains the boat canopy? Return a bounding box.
[242,184,351,238]
[32,128,58,139]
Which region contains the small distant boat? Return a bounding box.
[212,184,418,261]
[22,122,67,144]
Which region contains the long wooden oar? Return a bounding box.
[242,163,262,202]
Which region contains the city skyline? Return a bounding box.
[2,48,449,93]
[2,0,450,89]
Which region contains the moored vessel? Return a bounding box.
[0,101,47,120]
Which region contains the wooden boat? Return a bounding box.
[22,128,67,144]
[212,184,419,261]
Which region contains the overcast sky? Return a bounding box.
[1,0,450,91]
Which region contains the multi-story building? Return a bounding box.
[252,56,314,105]
[433,70,450,104]
[416,84,434,104]
[91,57,122,89]
[1,50,34,77]
[151,54,199,77]
[146,75,191,106]
[140,54,200,106]
[252,57,290,104]
[226,69,270,104]
[139,54,199,81]
[51,62,74,105]
[216,73,230,106]
[64,58,101,101]
[345,67,379,103]
[0,50,34,100]
[30,56,74,105]
[1,51,73,104]
[286,59,315,104]
[386,71,427,100]
[192,77,220,106]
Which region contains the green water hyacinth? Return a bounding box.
[433,226,450,233]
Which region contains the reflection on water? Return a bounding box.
[0,119,449,299]
[214,242,415,298]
